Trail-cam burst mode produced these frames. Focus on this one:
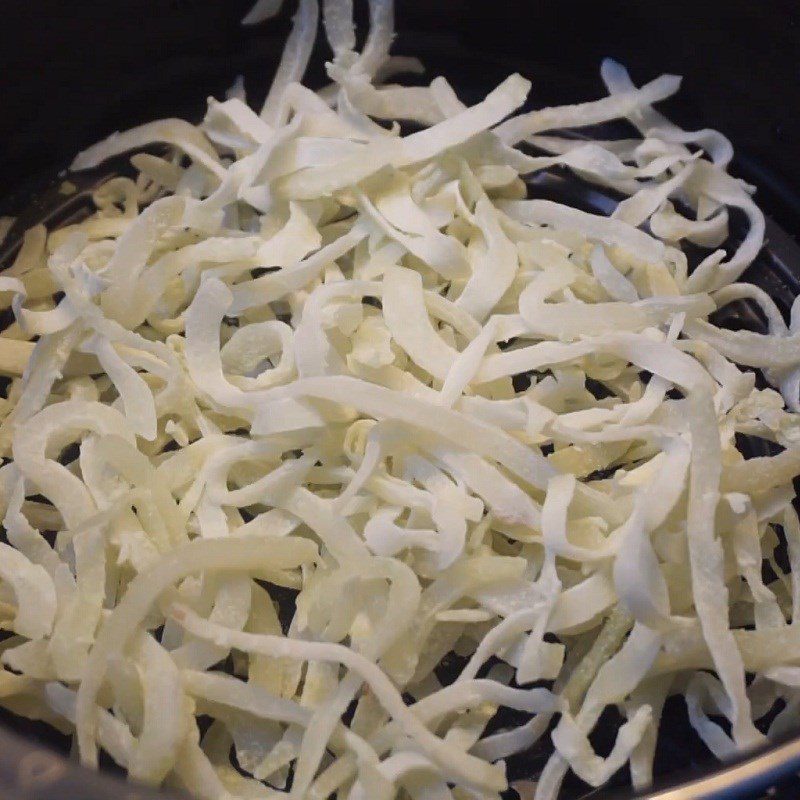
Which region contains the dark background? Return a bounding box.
[0,0,798,232]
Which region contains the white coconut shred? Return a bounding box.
[0,1,798,799]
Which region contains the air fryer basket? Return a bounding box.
[0,1,799,799]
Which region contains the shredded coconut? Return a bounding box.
[0,2,795,799]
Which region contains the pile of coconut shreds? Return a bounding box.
[3,1,800,798]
